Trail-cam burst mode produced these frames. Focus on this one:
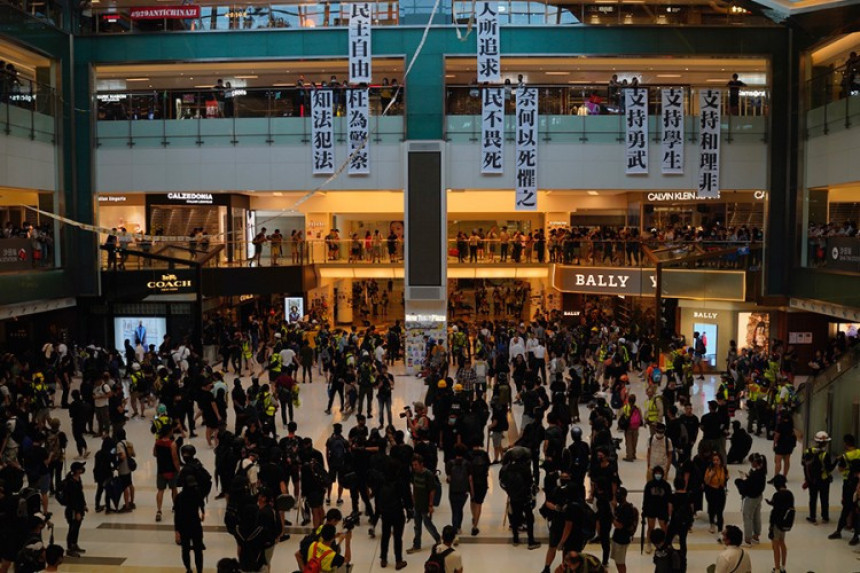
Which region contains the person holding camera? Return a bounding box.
[406,401,431,442]
[306,523,352,572]
[295,508,344,570]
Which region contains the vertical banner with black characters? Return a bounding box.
[515,86,537,211]
[311,89,334,175]
[697,89,721,198]
[347,88,370,175]
[348,3,372,84]
[481,87,504,174]
[624,88,648,174]
[661,88,684,174]
[477,2,500,83]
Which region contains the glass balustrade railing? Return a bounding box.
[805,58,860,138]
[0,76,58,144]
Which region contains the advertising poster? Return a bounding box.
[284,297,305,323]
[114,317,167,353]
[737,312,769,352]
[694,322,718,367]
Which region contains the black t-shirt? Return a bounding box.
[490,407,509,433]
[589,462,620,501]
[612,502,638,544]
[643,479,672,517]
[669,491,693,527]
[468,449,491,489]
[700,412,723,440]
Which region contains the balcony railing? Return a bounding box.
[94,86,405,147]
[445,84,769,143]
[100,236,761,272]
[81,0,775,34]
[0,77,58,144]
[805,59,860,138]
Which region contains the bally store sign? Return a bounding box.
[554,266,657,296]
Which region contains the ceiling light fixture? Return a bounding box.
[234,75,258,79]
[125,78,150,82]
[545,71,571,76]
[587,190,599,196]
[656,74,682,78]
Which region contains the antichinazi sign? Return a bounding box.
[129,6,201,20]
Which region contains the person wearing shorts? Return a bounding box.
[610,487,638,573]
[153,427,180,522]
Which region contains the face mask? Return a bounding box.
[654,474,663,481]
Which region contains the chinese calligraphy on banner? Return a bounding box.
[477,3,500,83]
[349,3,372,84]
[661,88,684,174]
[481,88,504,174]
[697,89,721,198]
[347,88,370,175]
[624,88,648,174]
[515,86,537,211]
[311,90,334,175]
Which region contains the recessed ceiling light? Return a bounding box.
[706,79,726,82]
[235,75,258,79]
[126,78,150,81]
[545,71,570,76]
[657,74,681,78]
[587,191,599,196]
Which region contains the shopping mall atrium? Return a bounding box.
[0,0,860,571]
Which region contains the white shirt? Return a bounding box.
[715,545,752,573]
[532,343,547,360]
[374,345,385,363]
[509,337,525,361]
[279,348,296,366]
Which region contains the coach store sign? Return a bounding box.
[146,271,195,294]
[553,267,657,296]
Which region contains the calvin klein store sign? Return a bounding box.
[554,267,657,296]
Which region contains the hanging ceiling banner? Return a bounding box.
[347,88,370,175]
[624,88,648,174]
[661,87,685,174]
[481,87,505,174]
[477,3,501,83]
[697,88,721,198]
[349,3,372,84]
[311,89,335,175]
[515,86,538,211]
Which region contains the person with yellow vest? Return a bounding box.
[129,362,146,418]
[258,384,278,438]
[745,376,765,435]
[829,434,860,542]
[267,349,282,384]
[802,431,835,524]
[305,523,351,572]
[643,385,664,436]
[240,334,256,374]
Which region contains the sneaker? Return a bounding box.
[326,498,331,505]
[850,537,859,546]
[395,562,408,571]
[828,531,842,540]
[406,547,422,555]
[806,516,817,524]
[279,534,290,542]
[156,510,163,522]
[71,545,86,553]
[471,527,479,536]
[752,537,760,544]
[380,560,387,568]
[369,527,376,539]
[646,542,653,554]
[527,541,542,550]
[324,410,331,415]
[66,550,81,558]
[709,524,716,534]
[743,540,752,547]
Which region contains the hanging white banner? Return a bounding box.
[481,87,504,174]
[661,88,685,175]
[697,89,721,198]
[477,2,500,83]
[348,3,372,84]
[311,89,335,175]
[347,88,370,175]
[624,88,648,174]
[515,86,537,211]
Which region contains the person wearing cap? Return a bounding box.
[766,474,794,573]
[64,461,88,557]
[802,430,835,524]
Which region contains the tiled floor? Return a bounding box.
[44,366,860,572]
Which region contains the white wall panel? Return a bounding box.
[0,136,57,191]
[805,128,860,189]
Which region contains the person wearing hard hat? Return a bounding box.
[802,430,836,524]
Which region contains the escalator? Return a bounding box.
[804,344,860,443]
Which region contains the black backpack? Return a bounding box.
[327,435,350,468]
[308,459,332,489]
[448,459,469,494]
[55,474,72,506]
[777,506,796,531]
[424,546,454,573]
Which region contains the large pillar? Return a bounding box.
[335,279,353,325]
[403,141,447,375]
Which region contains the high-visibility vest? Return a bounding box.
[747,381,761,401]
[841,449,860,478]
[645,396,661,423]
[269,352,282,373]
[130,371,143,391]
[242,341,252,359]
[261,391,276,417]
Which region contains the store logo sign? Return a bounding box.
[694,311,718,319]
[167,193,214,205]
[574,273,630,288]
[147,273,192,293]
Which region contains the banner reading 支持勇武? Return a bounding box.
[311,90,334,175]
[347,88,370,175]
[477,3,500,83]
[348,3,372,84]
[624,88,648,174]
[697,89,721,198]
[515,86,537,211]
[661,87,684,174]
[481,87,504,174]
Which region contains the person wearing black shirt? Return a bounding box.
[727,420,753,465]
[299,438,328,528]
[541,471,578,573]
[488,398,509,463]
[374,458,411,569]
[642,467,672,554]
[468,442,490,536]
[588,447,620,567]
[64,461,88,557]
[561,426,590,502]
[231,379,248,436]
[68,390,89,458]
[667,475,693,570]
[256,487,280,569]
[174,473,206,573]
[234,504,267,572]
[735,453,766,545]
[767,474,794,573]
[700,401,725,462]
[610,487,638,573]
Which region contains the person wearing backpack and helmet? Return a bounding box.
[306,523,351,573]
[766,473,794,573]
[803,430,835,525]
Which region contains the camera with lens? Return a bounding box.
[399,405,412,419]
[342,512,360,531]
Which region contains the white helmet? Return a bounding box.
[815,431,831,442]
[452,325,458,332]
[131,362,141,371]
